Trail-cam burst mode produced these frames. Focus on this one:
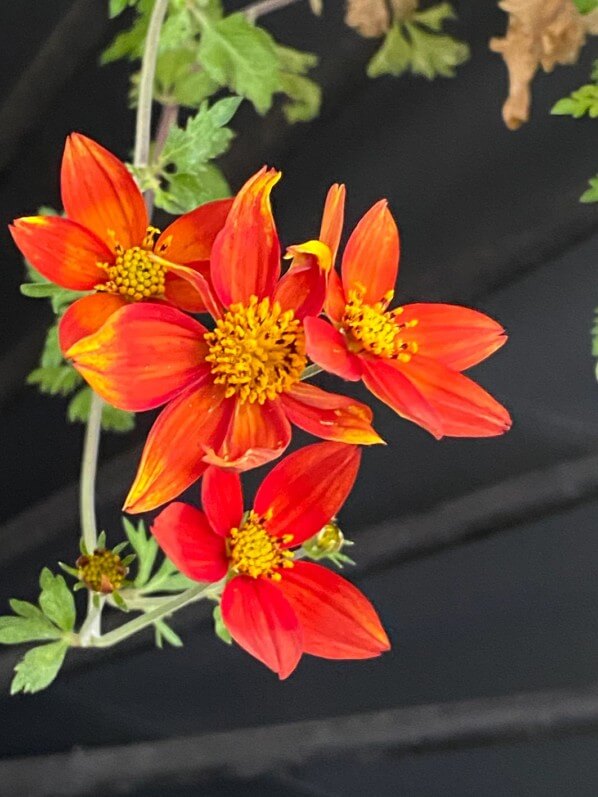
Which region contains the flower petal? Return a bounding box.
[211,167,281,306]
[273,240,331,319]
[61,133,147,249]
[399,303,507,371]
[124,382,232,514]
[66,303,210,411]
[304,316,362,381]
[325,268,347,323]
[204,398,291,472]
[254,441,360,546]
[399,356,512,438]
[341,200,399,303]
[151,503,228,582]
[155,197,233,263]
[58,293,127,352]
[361,356,443,439]
[319,183,345,265]
[279,562,390,659]
[10,216,110,290]
[201,466,244,537]
[163,261,222,319]
[221,576,302,679]
[282,382,383,445]
[163,264,210,313]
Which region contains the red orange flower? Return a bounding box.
[305,186,512,439]
[152,442,390,679]
[10,133,232,351]
[66,168,382,513]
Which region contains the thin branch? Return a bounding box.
[244,0,305,24]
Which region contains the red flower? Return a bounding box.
[66,168,382,513]
[10,133,232,351]
[305,187,512,439]
[152,442,390,679]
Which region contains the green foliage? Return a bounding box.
[38,569,76,632]
[11,641,69,695]
[581,175,598,203]
[154,619,184,648]
[368,3,469,80]
[213,604,232,645]
[573,0,598,12]
[67,387,136,432]
[277,45,321,123]
[102,0,152,63]
[122,517,196,593]
[109,0,140,18]
[551,85,598,118]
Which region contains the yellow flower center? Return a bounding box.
[96,226,165,302]
[228,511,294,580]
[76,548,128,594]
[204,295,307,404]
[342,286,418,362]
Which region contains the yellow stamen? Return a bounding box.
[96,226,165,301]
[228,510,294,580]
[204,295,307,404]
[342,285,418,361]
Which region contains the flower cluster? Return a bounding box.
[11,134,511,678]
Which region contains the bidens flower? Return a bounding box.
[66,168,382,513]
[305,187,512,439]
[10,133,232,351]
[151,442,390,679]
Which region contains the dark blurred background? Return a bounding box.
[3,0,598,794]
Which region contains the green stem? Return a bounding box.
[133,0,169,170]
[79,393,103,553]
[301,363,323,380]
[88,581,222,648]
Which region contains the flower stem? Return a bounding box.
[133,0,169,171]
[87,581,223,648]
[301,363,323,380]
[244,0,304,23]
[79,392,103,553]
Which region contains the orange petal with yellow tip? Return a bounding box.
[210,167,281,307]
[66,303,211,412]
[279,561,390,659]
[203,397,291,472]
[124,382,232,514]
[254,441,361,546]
[58,292,127,353]
[319,183,346,265]
[273,240,331,319]
[398,303,508,372]
[341,199,399,304]
[281,381,382,445]
[221,576,303,680]
[155,198,233,264]
[10,216,110,290]
[61,133,147,250]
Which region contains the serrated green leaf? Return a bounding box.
[551,85,598,118]
[39,569,76,632]
[276,44,318,75]
[10,641,69,695]
[155,165,231,214]
[155,48,219,107]
[67,387,135,432]
[574,0,598,12]
[368,24,412,78]
[154,619,183,648]
[213,604,232,645]
[414,2,456,31]
[28,366,82,397]
[0,616,62,645]
[279,73,322,123]
[123,517,159,588]
[197,13,281,114]
[101,0,152,63]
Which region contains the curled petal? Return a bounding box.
[151,503,228,582]
[279,562,390,659]
[304,317,362,381]
[319,183,346,265]
[342,200,399,304]
[163,266,209,314]
[273,240,331,319]
[282,382,382,445]
[325,268,347,323]
[201,467,244,538]
[163,261,222,319]
[61,133,147,250]
[361,356,443,439]
[399,303,507,371]
[66,304,210,412]
[10,216,110,290]
[399,356,512,438]
[211,167,281,306]
[124,382,232,514]
[221,576,302,679]
[58,293,126,352]
[203,398,291,472]
[254,441,360,546]
[155,198,233,263]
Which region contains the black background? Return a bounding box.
[3,1,598,794]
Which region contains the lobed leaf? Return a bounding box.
[0,616,62,645]
[39,569,76,632]
[10,641,69,695]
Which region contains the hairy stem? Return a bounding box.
[79,392,103,553]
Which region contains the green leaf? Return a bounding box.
[155,166,231,214]
[551,85,598,118]
[9,599,46,620]
[109,0,137,17]
[581,175,598,203]
[101,0,152,63]
[0,616,62,645]
[10,641,69,695]
[123,517,159,588]
[154,619,183,648]
[574,0,598,12]
[39,569,76,632]
[28,366,82,397]
[155,48,220,107]
[213,604,232,645]
[197,13,281,114]
[67,387,136,432]
[368,24,412,78]
[276,45,321,123]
